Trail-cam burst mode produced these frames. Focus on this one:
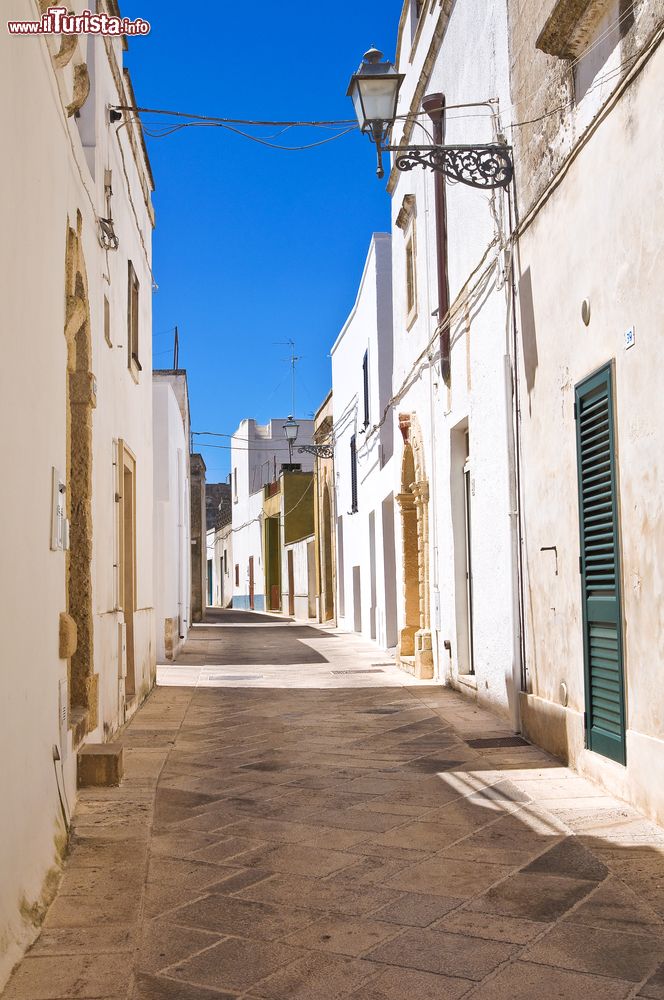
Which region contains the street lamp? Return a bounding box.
[347,47,513,188]
[346,47,403,181]
[283,416,299,465]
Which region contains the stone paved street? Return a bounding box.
[5,611,664,999]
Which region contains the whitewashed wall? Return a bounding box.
[153,381,190,659]
[232,489,266,610]
[0,3,155,986]
[332,234,398,649]
[511,12,664,822]
[282,536,316,620]
[389,0,519,718]
[230,418,314,611]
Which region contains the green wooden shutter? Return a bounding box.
[575,364,626,765]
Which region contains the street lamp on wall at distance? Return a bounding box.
[347,47,514,189]
[283,416,300,466]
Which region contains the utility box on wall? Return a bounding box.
[50,468,69,551]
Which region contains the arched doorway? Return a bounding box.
[64,214,97,731]
[322,479,334,621]
[396,413,433,679]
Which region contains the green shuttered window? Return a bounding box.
[575,364,626,765]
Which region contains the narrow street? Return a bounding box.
[5,612,664,1000]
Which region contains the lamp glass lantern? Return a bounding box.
[283,416,300,465]
[346,48,403,136]
[283,417,299,443]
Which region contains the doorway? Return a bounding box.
[287,550,295,616]
[249,556,255,610]
[575,364,626,764]
[463,450,475,675]
[307,540,316,618]
[369,511,377,640]
[382,494,398,647]
[353,566,362,633]
[396,414,432,678]
[451,423,474,676]
[119,445,137,699]
[322,482,334,621]
[266,515,281,611]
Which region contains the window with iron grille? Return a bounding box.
[362,350,370,428]
[350,434,358,513]
[127,261,140,372]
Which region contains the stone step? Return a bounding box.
[77,743,123,787]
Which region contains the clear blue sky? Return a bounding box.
[124,0,404,482]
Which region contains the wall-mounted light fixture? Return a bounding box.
[282,416,300,465]
[347,48,514,188]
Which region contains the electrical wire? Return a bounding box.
[108,5,658,158]
[114,124,157,287]
[195,441,294,453]
[139,119,357,151]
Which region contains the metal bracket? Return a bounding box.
[384,143,514,190]
[298,444,334,459]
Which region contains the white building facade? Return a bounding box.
[230,418,314,611]
[385,0,520,714]
[509,0,664,825]
[332,234,398,649]
[0,4,155,986]
[207,510,233,609]
[153,372,191,660]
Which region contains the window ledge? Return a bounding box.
[536,0,612,59]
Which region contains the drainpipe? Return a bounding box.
[422,134,441,680]
[423,93,451,387]
[507,185,528,709]
[177,449,185,641]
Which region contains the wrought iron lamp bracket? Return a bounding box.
[298,444,334,459]
[383,142,514,190]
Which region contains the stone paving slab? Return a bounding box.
[3,609,664,999]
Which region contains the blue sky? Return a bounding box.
[124,0,404,482]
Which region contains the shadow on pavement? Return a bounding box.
[5,683,664,1000]
[203,608,295,625]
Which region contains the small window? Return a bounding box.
[127,261,141,373]
[410,0,425,42]
[350,435,358,513]
[104,295,111,347]
[235,564,239,586]
[405,228,417,325]
[233,467,238,501]
[224,549,228,575]
[362,350,370,428]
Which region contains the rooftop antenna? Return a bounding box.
[274,339,303,417]
[173,325,179,370]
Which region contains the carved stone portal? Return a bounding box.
[396,414,433,680]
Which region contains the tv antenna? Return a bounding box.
[274,339,303,416]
